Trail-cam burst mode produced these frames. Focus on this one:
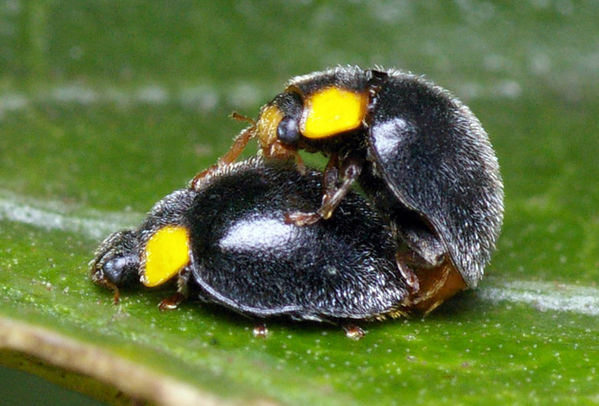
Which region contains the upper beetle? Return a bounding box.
[193,66,504,303]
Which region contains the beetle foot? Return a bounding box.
[284,211,322,226]
[158,292,185,311]
[252,323,269,338]
[189,165,218,190]
[108,282,121,305]
[343,324,366,340]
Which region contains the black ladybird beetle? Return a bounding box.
[91,158,417,327]
[192,67,504,309]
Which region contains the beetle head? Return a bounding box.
[254,92,303,159]
[89,230,140,302]
[254,85,369,158]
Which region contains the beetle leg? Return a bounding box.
[343,324,366,340]
[218,125,255,166]
[317,156,362,220]
[395,252,420,294]
[285,155,361,226]
[293,150,307,175]
[284,210,322,226]
[284,154,338,226]
[190,124,255,189]
[158,292,185,311]
[322,152,340,196]
[158,266,191,311]
[252,323,269,338]
[102,279,121,305]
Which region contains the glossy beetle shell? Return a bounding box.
[91,158,411,321]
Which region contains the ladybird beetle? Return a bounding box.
[91,158,422,326]
[192,67,504,303]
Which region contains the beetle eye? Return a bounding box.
[101,255,139,286]
[277,116,301,145]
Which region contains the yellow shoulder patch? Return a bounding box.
[142,225,190,287]
[302,87,367,139]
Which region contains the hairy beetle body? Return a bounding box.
[91,158,412,322]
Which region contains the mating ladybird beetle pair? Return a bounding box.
[91,67,503,333]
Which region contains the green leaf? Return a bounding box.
[2,1,599,405]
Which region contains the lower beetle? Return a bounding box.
[91,158,430,331]
[193,66,504,302]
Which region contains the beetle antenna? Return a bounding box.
[231,111,256,126]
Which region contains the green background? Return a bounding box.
[1,1,598,404]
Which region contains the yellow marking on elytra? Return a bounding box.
[142,225,190,287]
[256,104,284,150]
[302,87,368,139]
